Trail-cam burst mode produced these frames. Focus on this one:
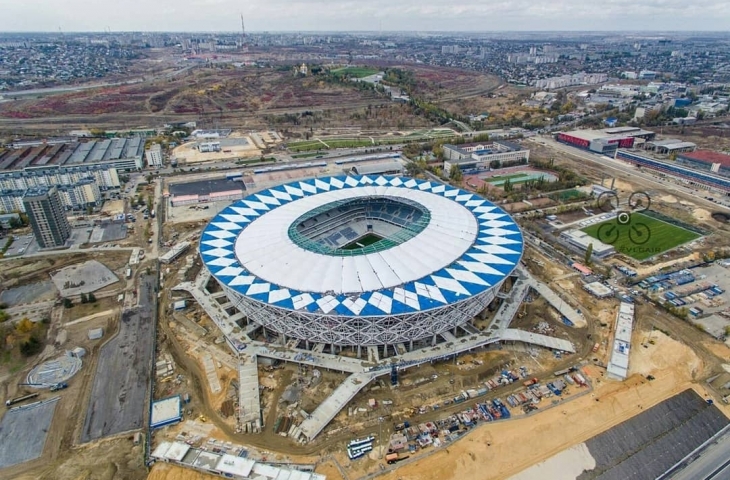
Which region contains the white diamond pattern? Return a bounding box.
[200,175,523,316]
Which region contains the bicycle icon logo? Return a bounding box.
[595,191,652,246]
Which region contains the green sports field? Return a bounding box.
[343,233,383,250]
[582,212,701,260]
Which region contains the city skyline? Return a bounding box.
[1,0,730,33]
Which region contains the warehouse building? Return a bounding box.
[443,141,530,175]
[168,178,246,206]
[557,127,655,155]
[644,139,697,154]
[349,161,403,176]
[0,138,144,173]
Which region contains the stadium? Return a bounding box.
[200,175,523,355]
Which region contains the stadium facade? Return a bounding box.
[200,175,523,353]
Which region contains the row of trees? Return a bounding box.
[62,292,97,309]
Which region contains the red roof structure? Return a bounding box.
[679,150,730,167]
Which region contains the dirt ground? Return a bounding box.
[11,437,146,480]
[147,462,217,480]
[377,330,715,480]
[172,138,261,164]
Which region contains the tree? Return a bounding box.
[80,293,88,304]
[15,317,34,334]
[63,298,73,309]
[449,164,463,182]
[405,160,424,177]
[432,143,444,160]
[0,310,7,322]
[503,178,513,192]
[20,336,42,357]
[585,243,594,265]
[88,292,97,303]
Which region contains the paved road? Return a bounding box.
[0,245,136,263]
[669,431,730,480]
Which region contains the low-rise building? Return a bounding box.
[443,141,530,175]
[560,229,615,259]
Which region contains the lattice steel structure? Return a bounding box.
[200,175,523,348]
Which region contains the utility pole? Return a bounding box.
[378,416,384,459]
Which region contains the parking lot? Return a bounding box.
[80,274,156,442]
[3,234,38,257]
[89,223,128,243]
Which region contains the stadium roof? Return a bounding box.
[200,175,523,317]
[679,150,730,167]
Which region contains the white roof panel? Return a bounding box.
[201,176,523,315]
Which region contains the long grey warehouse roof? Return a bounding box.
[200,175,523,317]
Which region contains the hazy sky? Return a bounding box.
[0,0,729,32]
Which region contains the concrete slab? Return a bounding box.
[50,260,119,297]
[80,274,156,442]
[0,397,59,468]
[238,356,262,427]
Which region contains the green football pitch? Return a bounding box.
[582,212,701,260]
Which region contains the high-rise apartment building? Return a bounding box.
[22,186,71,248]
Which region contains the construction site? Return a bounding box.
[0,131,730,480]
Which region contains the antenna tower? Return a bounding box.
[240,14,248,51]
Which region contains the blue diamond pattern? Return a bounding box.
[200,175,523,316]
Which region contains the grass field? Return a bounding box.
[343,233,383,250]
[582,212,701,260]
[550,189,584,201]
[330,66,380,79]
[486,173,529,182]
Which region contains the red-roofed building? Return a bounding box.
[677,150,730,178]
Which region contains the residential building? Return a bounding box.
[23,186,71,248]
[534,72,607,89]
[145,143,163,168]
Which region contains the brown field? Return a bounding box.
[0,69,378,118]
